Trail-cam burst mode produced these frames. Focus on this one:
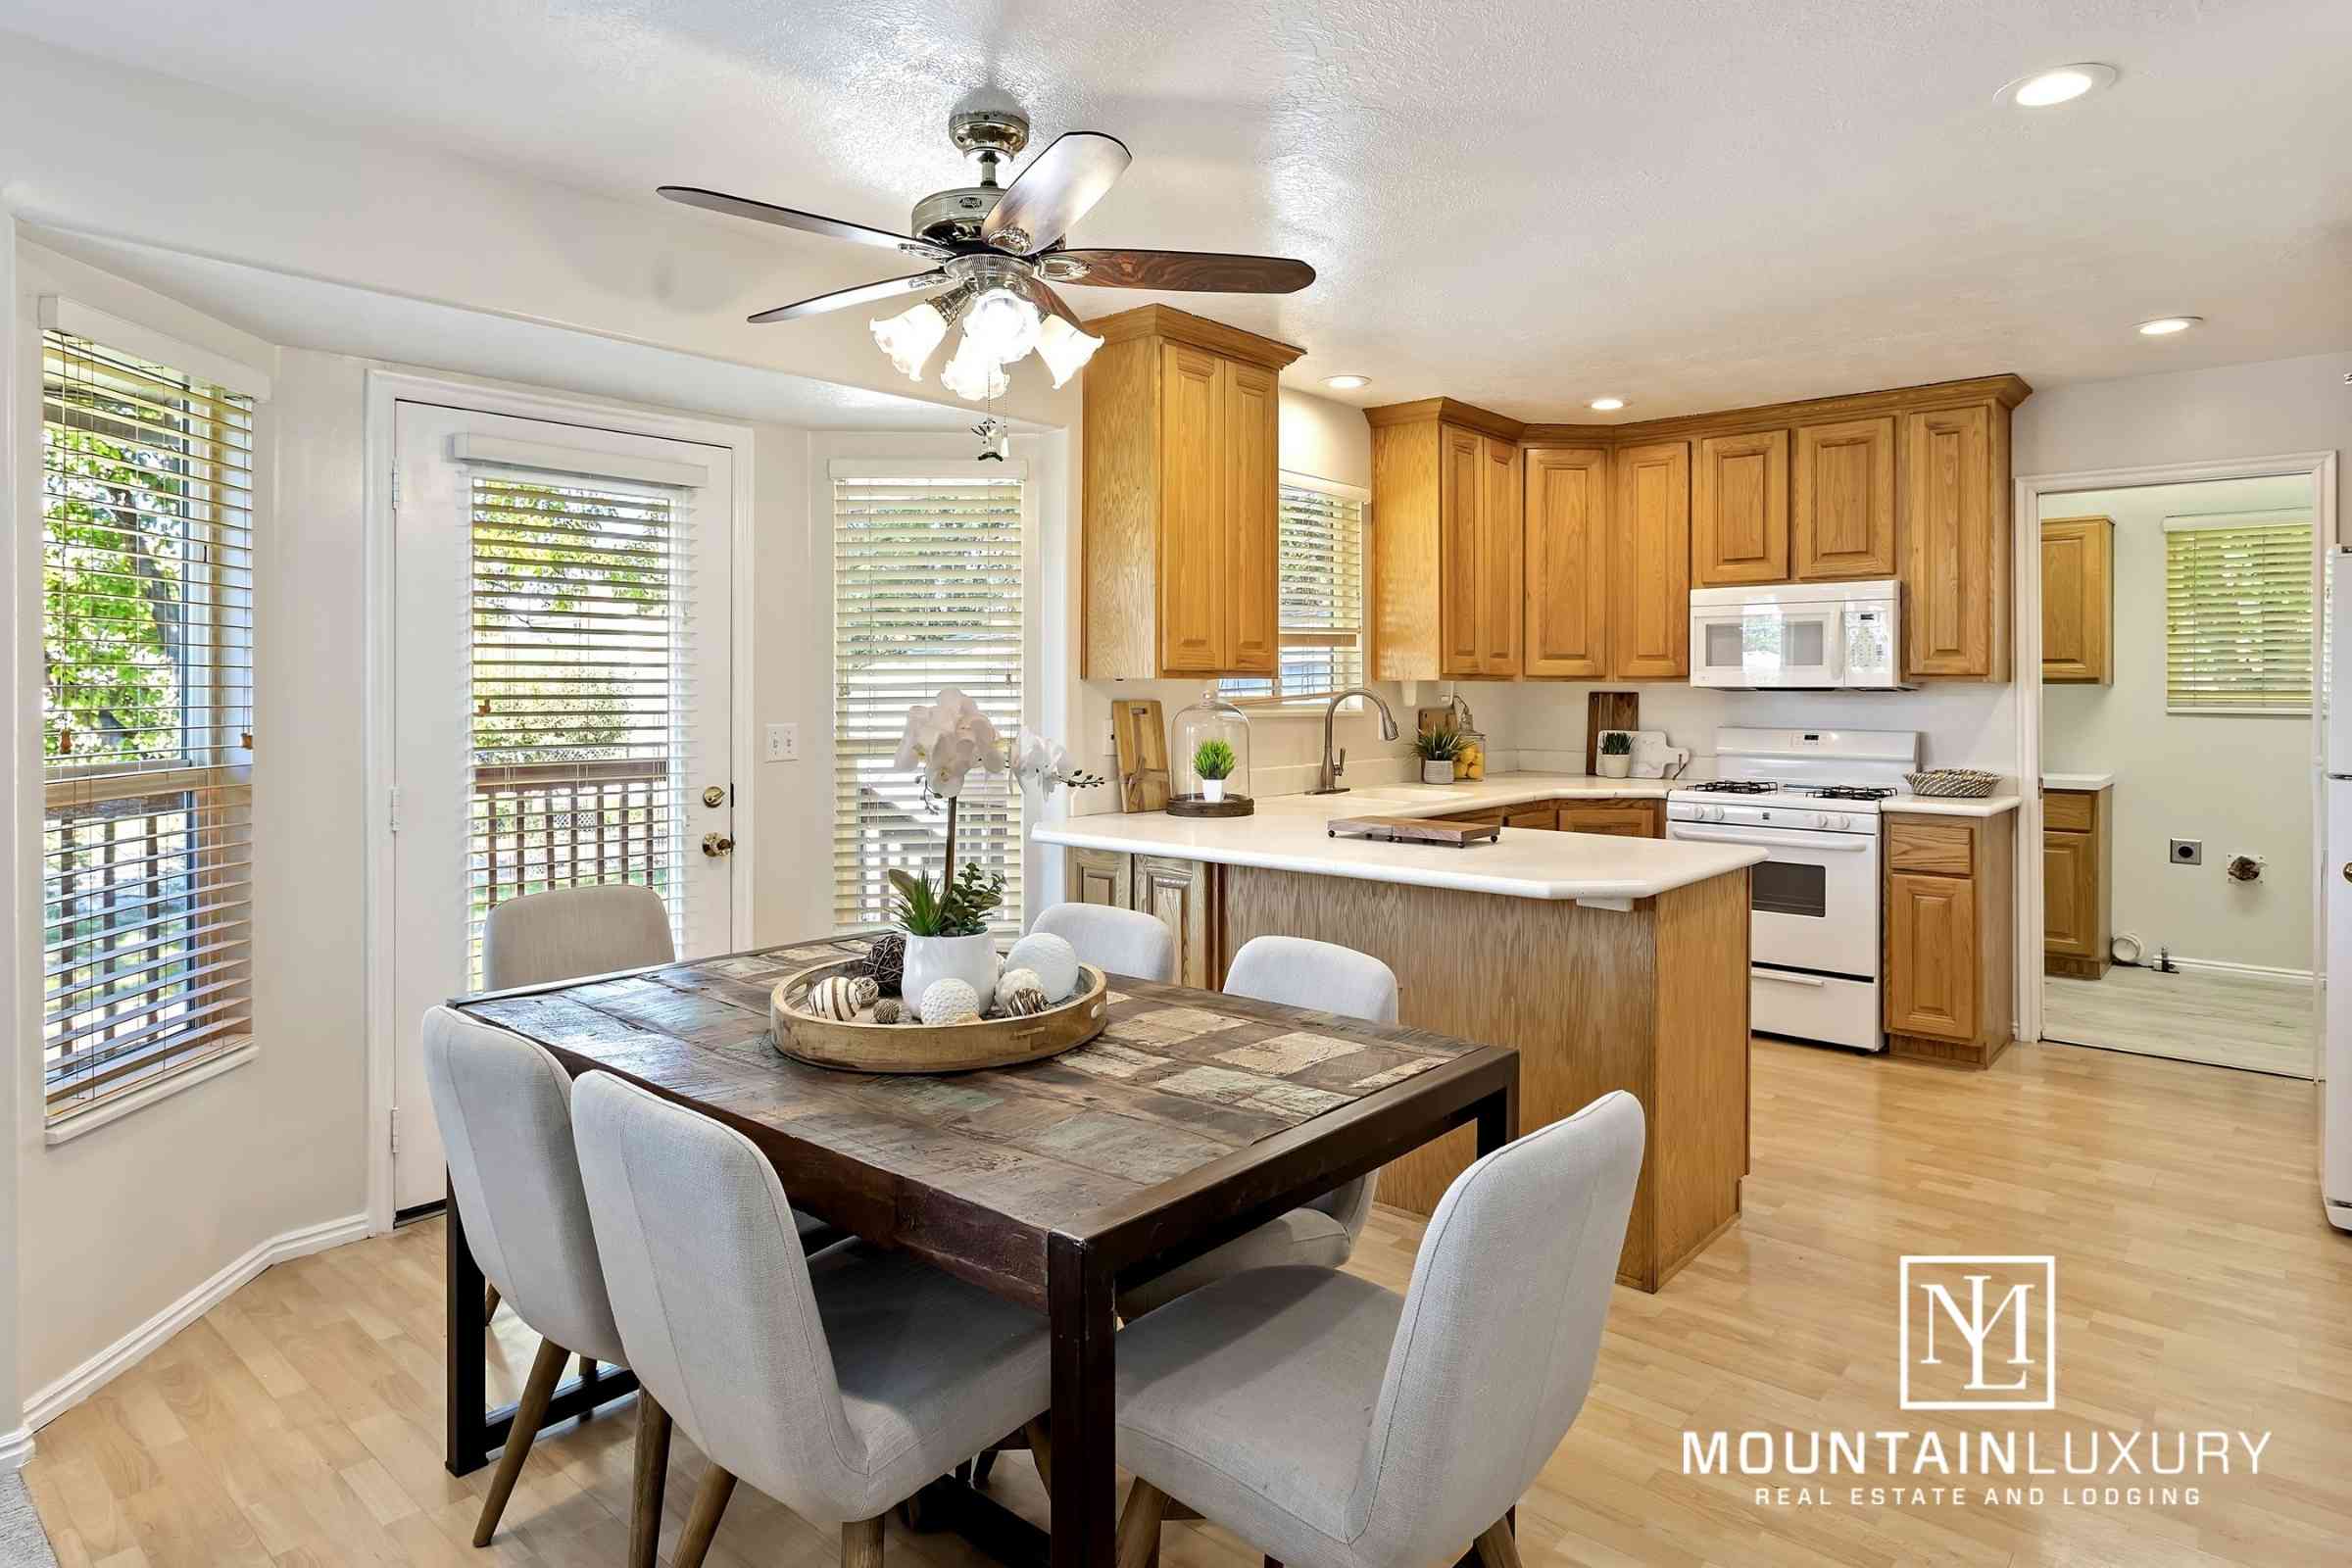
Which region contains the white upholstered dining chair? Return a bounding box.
[420,1005,667,1565]
[1110,1091,1645,1568]
[570,1069,1054,1568]
[1114,935,1398,1318]
[1032,902,1178,982]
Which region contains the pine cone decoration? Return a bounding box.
[858,931,907,995]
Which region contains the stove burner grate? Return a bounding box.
[1689,780,1777,794]
[1811,785,1897,802]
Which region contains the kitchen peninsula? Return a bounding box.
[1037,776,1763,1290]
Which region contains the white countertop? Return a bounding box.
[1883,793,2023,818]
[2041,772,2114,791]
[1038,773,1759,904]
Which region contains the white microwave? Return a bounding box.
[1689,579,1905,689]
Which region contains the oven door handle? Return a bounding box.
[1669,825,1874,852]
[1751,968,1828,987]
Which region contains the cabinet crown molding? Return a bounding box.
[1520,372,2033,447]
[1362,397,1527,444]
[1082,304,1305,370]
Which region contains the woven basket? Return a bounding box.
[1905,768,1998,799]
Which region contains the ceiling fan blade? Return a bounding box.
[1046,248,1315,294]
[747,270,948,324]
[982,131,1132,252]
[1025,276,1085,328]
[660,185,951,259]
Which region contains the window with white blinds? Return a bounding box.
[1220,476,1368,705]
[40,327,256,1121]
[832,466,1024,934]
[467,471,693,983]
[2164,514,2314,714]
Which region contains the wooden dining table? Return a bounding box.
[444,935,1519,1568]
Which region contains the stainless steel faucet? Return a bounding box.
[1307,687,1400,795]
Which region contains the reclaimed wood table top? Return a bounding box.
[458,935,1506,1307]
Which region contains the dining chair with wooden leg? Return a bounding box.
[1109,1091,1645,1568]
[570,1069,1054,1568]
[421,1005,666,1564]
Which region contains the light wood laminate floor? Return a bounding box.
[24,1038,2352,1568]
[2042,961,2315,1076]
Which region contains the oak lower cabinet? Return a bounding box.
[2042,786,2112,979]
[2040,515,2113,684]
[1611,440,1691,679]
[1883,811,2017,1068]
[1369,400,1525,680]
[1504,805,1558,830]
[1062,847,1220,989]
[1445,798,1662,837]
[1081,306,1302,678]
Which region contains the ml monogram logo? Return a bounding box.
[1899,1255,2058,1410]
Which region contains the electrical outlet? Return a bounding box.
[764,722,800,762]
[2169,837,2202,865]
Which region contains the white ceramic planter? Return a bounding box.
[1201,777,1226,803]
[1422,760,1456,784]
[901,932,1001,1007]
[1596,753,1632,779]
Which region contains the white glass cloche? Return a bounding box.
[1167,690,1254,816]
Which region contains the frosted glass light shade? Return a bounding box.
[940,333,1009,401]
[870,299,950,380]
[1035,315,1105,388]
[962,285,1042,363]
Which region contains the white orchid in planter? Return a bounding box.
[894,688,1004,801]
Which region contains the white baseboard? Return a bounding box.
[23,1211,369,1434]
[2147,956,2312,984]
[0,1426,32,1470]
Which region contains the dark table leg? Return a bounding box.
[1047,1232,1117,1568]
[444,1171,641,1476]
[1476,1066,1520,1157]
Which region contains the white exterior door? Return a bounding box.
[390,402,736,1209]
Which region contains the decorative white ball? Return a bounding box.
[918,978,982,1025]
[1004,932,1081,1003]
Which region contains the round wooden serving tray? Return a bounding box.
[1165,793,1253,818]
[769,957,1110,1073]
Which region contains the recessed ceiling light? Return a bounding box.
[1589,397,1627,412]
[2000,63,2118,108]
[2135,316,2202,336]
[1321,373,1371,391]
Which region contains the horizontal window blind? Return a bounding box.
[833,471,1024,934]
[2164,515,2313,713]
[1222,479,1368,705]
[41,328,255,1119]
[467,472,694,982]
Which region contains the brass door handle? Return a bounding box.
[703,832,736,858]
[2342,861,2351,884]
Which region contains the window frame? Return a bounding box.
[1219,470,1373,713]
[2161,509,2315,717]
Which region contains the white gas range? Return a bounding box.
[1665,727,1921,1052]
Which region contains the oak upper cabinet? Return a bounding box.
[1523,447,1612,678]
[1081,306,1303,679]
[1611,440,1691,679]
[1369,399,1526,680]
[1902,394,2019,681]
[2040,515,2113,684]
[1792,416,1897,580]
[1692,429,1789,587]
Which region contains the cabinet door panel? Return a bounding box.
[1505,806,1558,830]
[1794,416,1896,579]
[2039,515,2111,684]
[1693,429,1789,587]
[1133,854,1213,989]
[1068,847,1134,909]
[1902,403,1994,677]
[2042,831,2091,956]
[1156,343,1225,672]
[1887,870,1978,1040]
[1611,440,1691,679]
[1480,435,1523,673]
[1559,803,1658,838]
[1439,425,1485,676]
[1524,447,1611,678]
[1223,360,1280,674]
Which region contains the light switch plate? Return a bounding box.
[765,722,800,762]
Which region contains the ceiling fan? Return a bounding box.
[659,106,1315,404]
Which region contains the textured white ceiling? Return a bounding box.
[3,0,2345,420]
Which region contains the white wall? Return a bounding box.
[2041,477,2316,971]
[1485,681,2013,776]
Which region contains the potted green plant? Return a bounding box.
[1597,729,1635,779]
[1192,738,1238,803]
[1415,726,1465,784]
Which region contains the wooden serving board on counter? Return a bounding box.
[1327,814,1502,846]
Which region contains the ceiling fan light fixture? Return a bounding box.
[962,284,1043,365]
[941,332,1010,402]
[1035,314,1105,388]
[869,297,952,380]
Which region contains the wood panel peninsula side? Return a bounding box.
[1037,788,1760,1291]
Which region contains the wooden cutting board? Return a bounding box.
[1326,814,1501,846]
[1111,698,1169,812]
